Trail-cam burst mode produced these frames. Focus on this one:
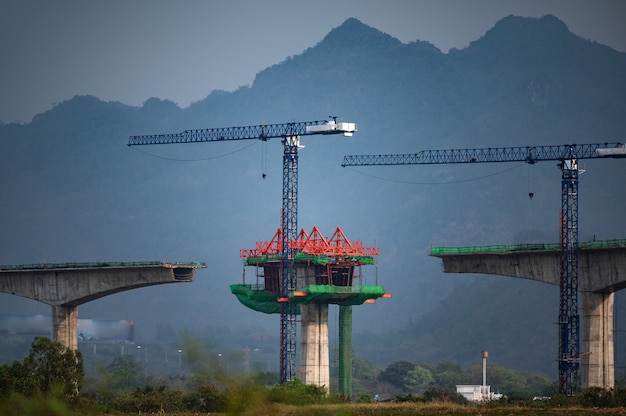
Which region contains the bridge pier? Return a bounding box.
[52,304,79,351]
[300,303,330,388]
[582,291,614,388]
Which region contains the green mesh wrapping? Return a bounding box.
[338,305,353,397]
[230,284,301,315]
[290,285,385,306]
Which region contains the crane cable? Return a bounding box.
[528,163,535,199]
[343,162,526,185]
[261,140,268,179]
[129,141,259,162]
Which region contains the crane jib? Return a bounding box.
[128,119,357,146]
[341,143,625,166]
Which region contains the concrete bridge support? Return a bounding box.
[0,262,205,350]
[582,292,614,388]
[431,242,626,389]
[300,303,330,388]
[297,265,330,389]
[52,304,79,351]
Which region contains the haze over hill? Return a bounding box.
[0,15,625,379]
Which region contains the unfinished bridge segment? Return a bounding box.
[431,239,626,389]
[0,261,206,350]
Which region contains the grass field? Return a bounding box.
[143,402,626,416]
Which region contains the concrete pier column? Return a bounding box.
[299,303,329,389]
[581,292,614,388]
[51,304,78,350]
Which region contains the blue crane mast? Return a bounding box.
[342,142,625,396]
[129,118,357,384]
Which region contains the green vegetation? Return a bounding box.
[0,336,93,415]
[354,358,553,401]
[0,336,83,400]
[2,337,626,415]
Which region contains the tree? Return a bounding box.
[11,336,84,400]
[378,361,415,391]
[0,363,13,397]
[432,361,463,390]
[404,364,434,393]
[102,354,147,393]
[353,356,377,380]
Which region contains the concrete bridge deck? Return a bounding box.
[430,239,626,389]
[0,261,206,349]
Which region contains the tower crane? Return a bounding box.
[129,118,357,384]
[342,142,625,396]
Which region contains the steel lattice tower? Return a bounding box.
[280,134,299,384]
[558,157,580,395]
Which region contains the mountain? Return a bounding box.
[1,15,625,380]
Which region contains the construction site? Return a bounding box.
[1,118,624,399]
[231,225,390,396]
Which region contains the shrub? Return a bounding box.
[423,386,468,404]
[357,393,372,403]
[109,386,185,413]
[184,384,227,412]
[268,378,327,405]
[575,386,626,408]
[394,393,427,403]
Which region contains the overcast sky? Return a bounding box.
[1,0,625,123]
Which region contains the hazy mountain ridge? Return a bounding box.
[1,15,625,378]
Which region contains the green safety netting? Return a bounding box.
[230,284,300,315]
[295,253,329,265]
[431,239,626,256]
[244,255,281,265]
[230,284,386,313]
[291,284,385,306]
[341,256,376,265]
[338,305,353,396]
[244,253,375,266]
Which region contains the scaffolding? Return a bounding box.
[231,226,388,397]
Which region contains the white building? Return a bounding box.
[456,384,503,402]
[456,351,504,402]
